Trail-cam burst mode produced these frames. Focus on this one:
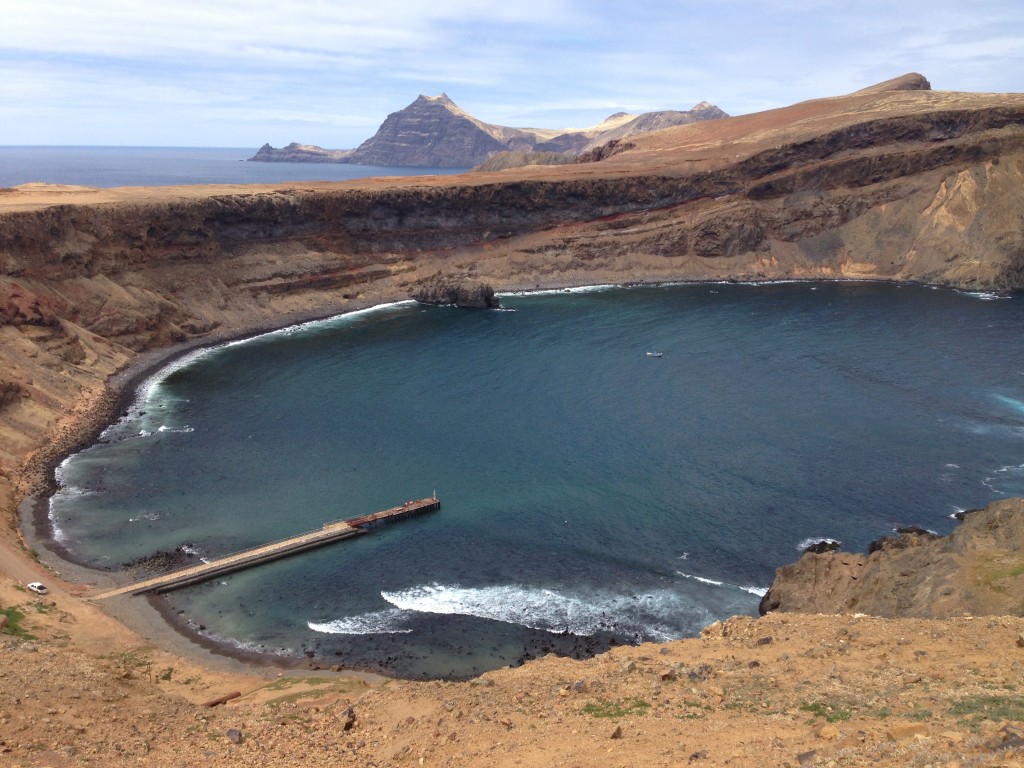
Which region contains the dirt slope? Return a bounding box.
[6,578,1024,767]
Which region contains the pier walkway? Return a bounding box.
[91,497,439,599]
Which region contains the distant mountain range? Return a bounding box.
[249,93,728,168]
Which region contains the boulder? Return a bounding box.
[412,276,500,309]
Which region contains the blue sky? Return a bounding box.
[2,0,1022,148]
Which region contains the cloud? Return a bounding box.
[1,0,1022,146]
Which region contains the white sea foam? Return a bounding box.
[156,425,194,434]
[128,512,164,523]
[740,585,769,597]
[677,572,723,587]
[48,509,67,543]
[178,543,210,563]
[254,299,417,343]
[796,537,840,552]
[380,583,690,641]
[499,284,619,297]
[982,463,1024,494]
[309,608,414,635]
[957,290,1011,301]
[194,625,295,657]
[992,394,1024,418]
[677,572,767,597]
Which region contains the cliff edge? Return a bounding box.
[760,498,1024,618]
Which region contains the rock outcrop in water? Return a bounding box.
[411,276,500,308]
[249,142,350,163]
[759,498,1024,618]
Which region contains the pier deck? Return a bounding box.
[91,497,439,599]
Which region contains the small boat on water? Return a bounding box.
[646,350,663,358]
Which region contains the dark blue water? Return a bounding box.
[0,146,467,188]
[50,283,1024,677]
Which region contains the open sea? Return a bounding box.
[49,282,1024,678]
[0,146,467,188]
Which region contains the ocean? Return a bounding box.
[0,146,467,188]
[49,282,1024,678]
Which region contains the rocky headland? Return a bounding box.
[3,74,1024,766]
[760,498,1024,619]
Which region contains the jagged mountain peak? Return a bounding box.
[418,93,456,106]
[252,93,728,168]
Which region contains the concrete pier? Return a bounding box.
[91,497,440,599]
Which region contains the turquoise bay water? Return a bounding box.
[50,283,1024,677]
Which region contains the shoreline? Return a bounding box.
[15,292,425,680]
[15,274,1013,681]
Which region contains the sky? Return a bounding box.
[2,0,1023,148]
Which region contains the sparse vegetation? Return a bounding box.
[950,695,1024,722]
[582,698,651,718]
[1,605,35,639]
[800,700,852,723]
[107,646,155,681]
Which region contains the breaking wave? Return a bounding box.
[309,608,414,635]
[982,463,1024,495]
[796,537,841,552]
[379,583,697,642]
[676,572,768,597]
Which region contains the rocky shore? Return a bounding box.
[760,498,1024,619]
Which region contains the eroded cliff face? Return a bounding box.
[759,498,1024,618]
[1,88,1023,496]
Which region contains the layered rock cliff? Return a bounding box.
[577,101,730,154]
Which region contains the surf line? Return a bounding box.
[90,496,440,599]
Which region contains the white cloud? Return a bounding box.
[0,0,1021,145]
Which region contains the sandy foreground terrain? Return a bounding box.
[6,564,1024,767]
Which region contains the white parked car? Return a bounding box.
[26,582,48,595]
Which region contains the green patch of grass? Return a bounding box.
[907,709,932,721]
[976,561,1024,591]
[950,695,1024,722]
[582,699,651,718]
[264,675,339,692]
[800,700,851,723]
[158,667,174,682]
[1,606,35,639]
[871,708,892,719]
